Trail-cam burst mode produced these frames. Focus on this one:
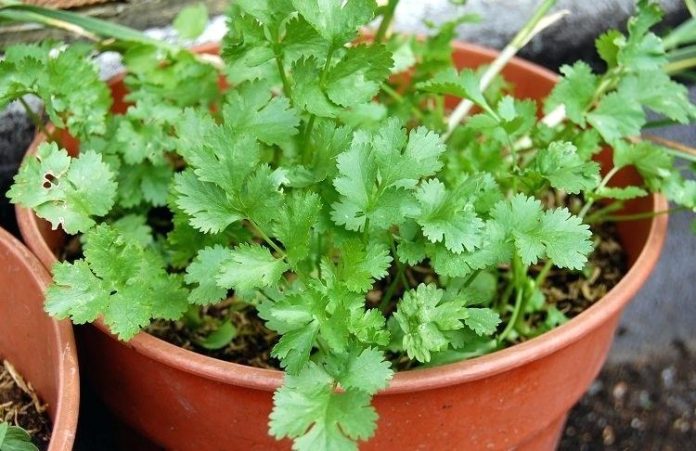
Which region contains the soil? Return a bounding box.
[148,300,280,370]
[0,360,52,450]
[562,341,696,451]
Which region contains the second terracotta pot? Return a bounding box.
[0,227,80,451]
[15,42,668,450]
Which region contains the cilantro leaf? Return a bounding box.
[224,82,300,145]
[46,225,188,340]
[337,240,392,292]
[0,43,111,139]
[331,119,445,231]
[274,192,322,267]
[270,362,378,451]
[325,44,393,107]
[416,68,497,118]
[490,194,592,269]
[532,141,600,194]
[292,0,376,44]
[544,62,597,125]
[393,283,468,362]
[185,245,232,305]
[7,142,116,234]
[587,92,645,143]
[217,243,289,292]
[413,179,484,253]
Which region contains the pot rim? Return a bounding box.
[0,227,80,450]
[14,41,669,395]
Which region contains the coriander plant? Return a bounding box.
[4,0,696,449]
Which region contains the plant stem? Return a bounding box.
[274,47,293,99]
[643,134,696,163]
[444,0,567,140]
[18,97,52,140]
[375,0,399,42]
[604,207,687,222]
[498,286,524,344]
[461,269,482,289]
[578,166,620,219]
[380,82,425,120]
[249,220,287,258]
[584,201,626,224]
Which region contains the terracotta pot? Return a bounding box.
[15,42,668,450]
[0,227,79,450]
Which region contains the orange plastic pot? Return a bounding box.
[0,227,79,450]
[15,42,668,450]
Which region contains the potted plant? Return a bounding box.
[0,226,79,451]
[4,0,695,449]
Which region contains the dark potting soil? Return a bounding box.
[147,218,628,371]
[0,360,52,450]
[562,341,696,451]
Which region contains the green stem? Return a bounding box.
[375,0,399,42]
[461,269,482,289]
[273,45,293,99]
[380,83,425,120]
[578,166,621,219]
[604,207,687,222]
[498,286,525,343]
[249,220,287,258]
[584,201,626,224]
[535,260,553,288]
[18,97,52,141]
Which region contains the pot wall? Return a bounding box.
[0,227,79,451]
[15,42,668,450]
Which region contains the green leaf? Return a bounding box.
[270,362,378,451]
[544,62,597,125]
[338,240,392,292]
[463,308,501,336]
[325,44,393,107]
[173,3,208,39]
[0,423,38,451]
[413,179,484,253]
[292,57,341,118]
[185,245,232,305]
[587,92,645,143]
[532,141,601,194]
[334,347,393,394]
[217,243,289,292]
[174,170,243,233]
[274,192,322,267]
[416,68,497,118]
[596,29,622,68]
[393,283,469,362]
[197,320,237,350]
[224,82,301,145]
[7,142,116,234]
[612,140,673,189]
[331,119,445,231]
[0,42,111,139]
[617,71,696,124]
[490,194,592,270]
[112,214,153,248]
[292,0,376,44]
[46,224,188,340]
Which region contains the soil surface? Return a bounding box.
[0,360,52,450]
[562,341,696,451]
